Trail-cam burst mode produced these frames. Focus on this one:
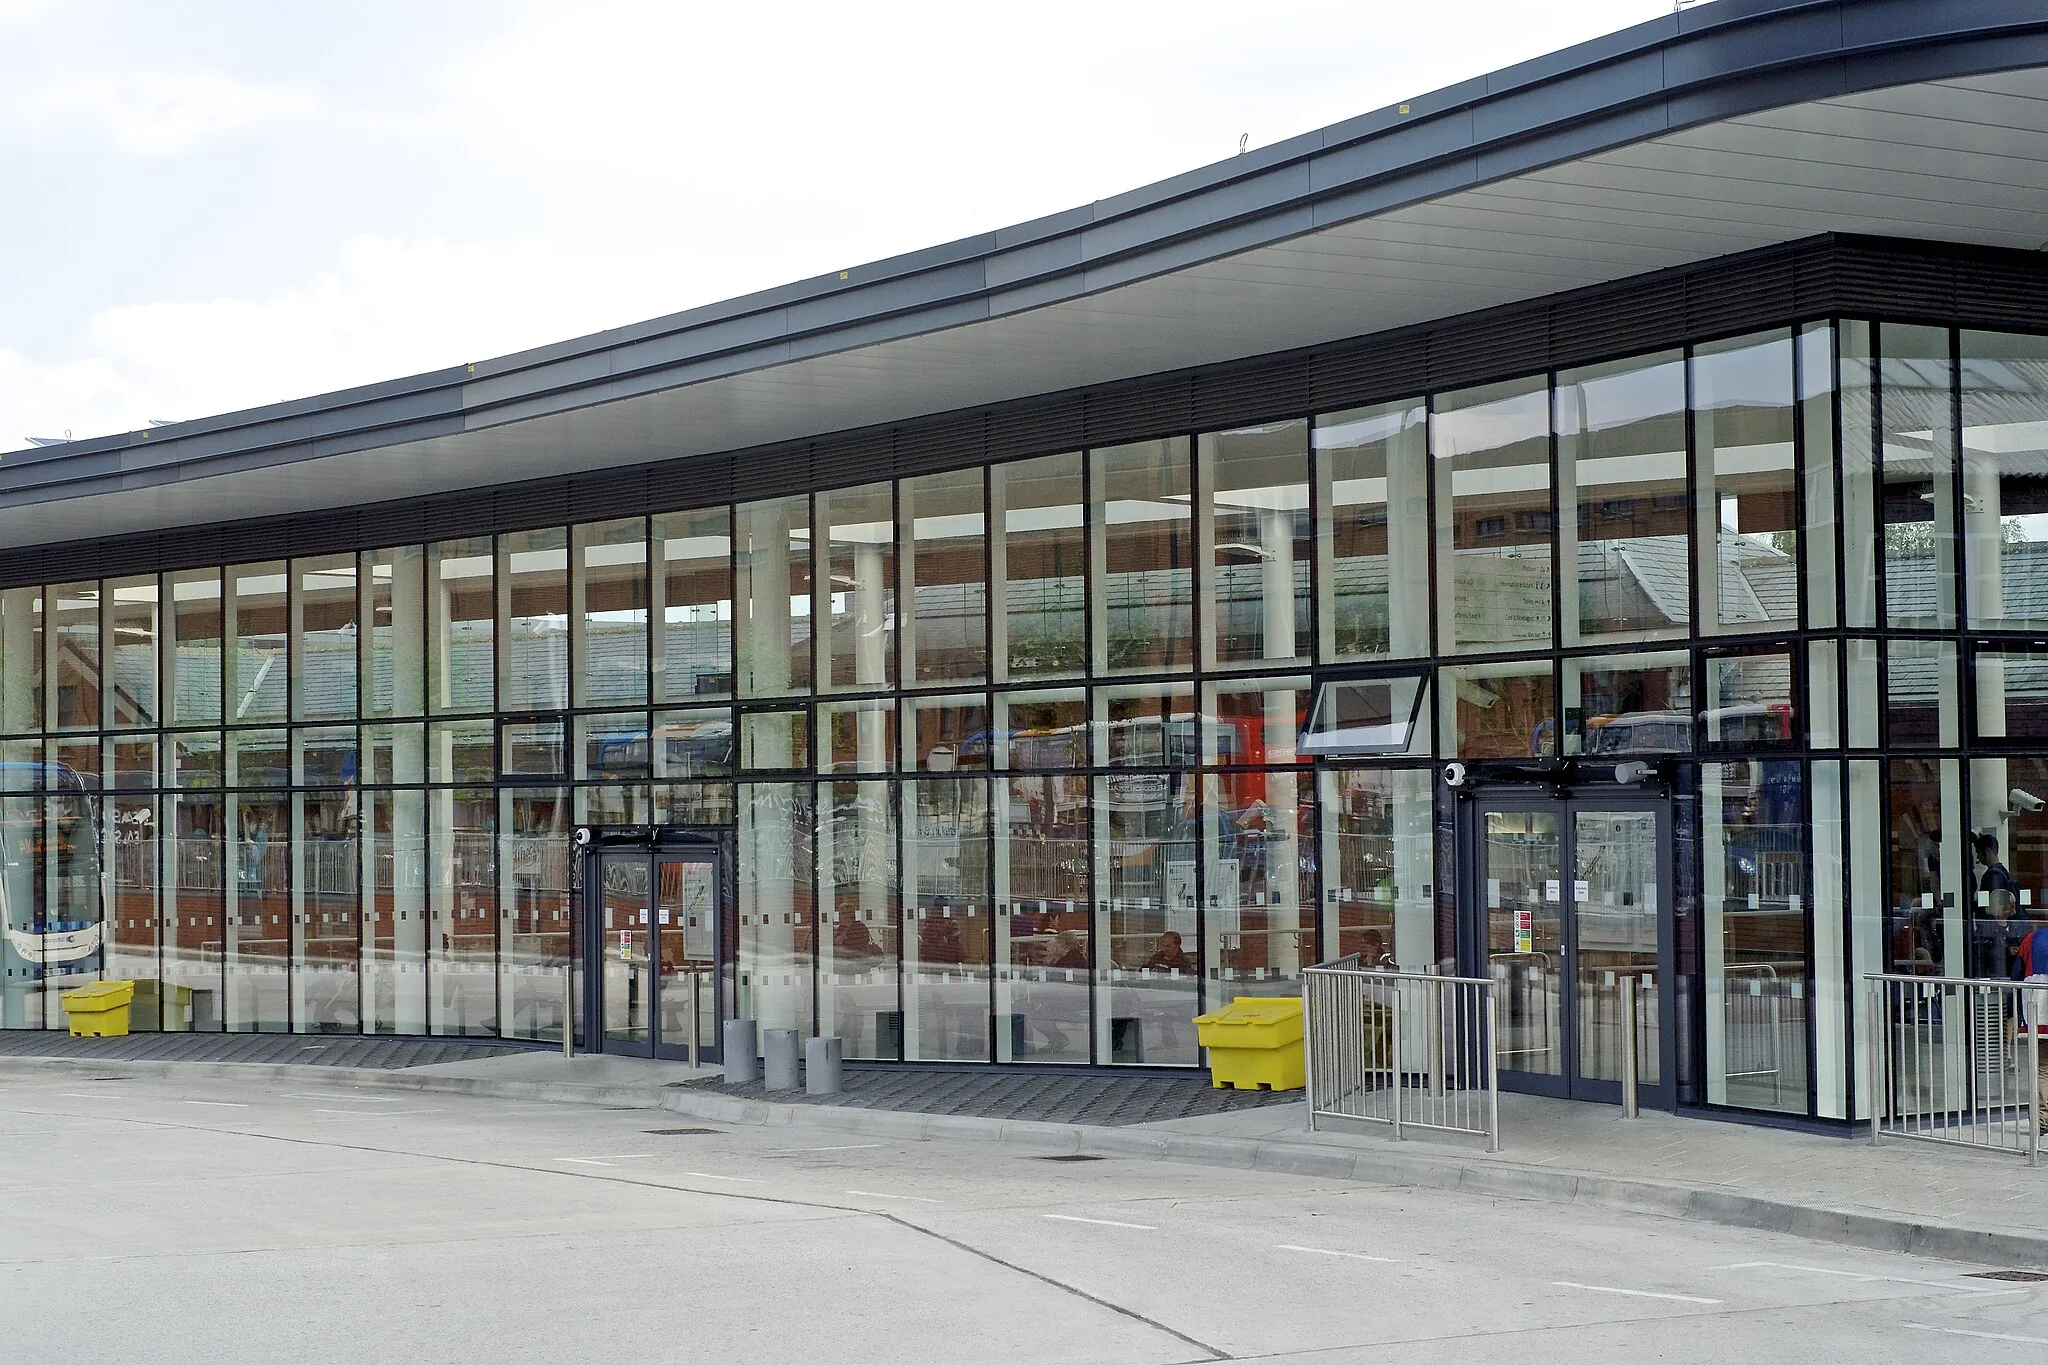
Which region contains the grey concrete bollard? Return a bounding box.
[723,1019,758,1084]
[761,1027,802,1091]
[805,1036,843,1096]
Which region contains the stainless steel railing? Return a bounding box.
[1304,957,1500,1152]
[1867,973,2045,1166]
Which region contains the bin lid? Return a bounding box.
[60,980,135,1006]
[1193,996,1303,1026]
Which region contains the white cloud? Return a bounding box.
[0,64,331,156]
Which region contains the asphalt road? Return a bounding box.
[2,1068,2043,1363]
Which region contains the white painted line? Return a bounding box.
[1044,1214,1157,1231]
[846,1189,942,1204]
[1276,1244,1400,1264]
[1905,1323,2048,1345]
[1553,1281,1721,1305]
[57,1093,125,1099]
[181,1100,249,1108]
[681,1171,765,1183]
[284,1093,404,1103]
[555,1155,656,1167]
[314,1109,441,1116]
[1714,1261,2009,1295]
[798,1143,886,1152]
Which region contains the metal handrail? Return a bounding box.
[1304,960,1500,1151]
[1866,972,2044,1166]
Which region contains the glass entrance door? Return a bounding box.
[589,847,723,1061]
[1473,796,1671,1105]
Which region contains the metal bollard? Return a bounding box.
[1620,974,1639,1119]
[724,1018,759,1084]
[762,1027,801,1091]
[687,970,701,1069]
[562,962,574,1062]
[806,1035,843,1096]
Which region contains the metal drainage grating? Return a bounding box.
[1039,1154,1105,1162]
[1967,1270,2048,1282]
[645,1127,722,1136]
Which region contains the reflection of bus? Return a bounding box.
[588,718,735,779]
[0,763,107,989]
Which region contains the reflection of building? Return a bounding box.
[8,4,2048,1128]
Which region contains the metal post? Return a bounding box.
[1620,973,1639,1119]
[1867,979,1884,1146]
[563,959,574,1062]
[1303,972,1319,1132]
[688,968,701,1069]
[1485,988,1501,1153]
[1389,979,1404,1142]
[1425,965,1444,1100]
[2029,985,2043,1169]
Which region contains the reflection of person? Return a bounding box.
[833,912,880,961]
[1047,930,1088,969]
[1141,931,1192,974]
[2017,914,2048,1135]
[1358,928,1394,968]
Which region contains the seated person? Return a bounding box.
[1141,931,1193,974]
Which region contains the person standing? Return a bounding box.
[2018,912,2048,1136]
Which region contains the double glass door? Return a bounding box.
[1470,796,1672,1106]
[591,850,722,1060]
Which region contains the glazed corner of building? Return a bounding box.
[5,0,2048,1129]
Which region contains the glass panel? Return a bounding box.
[362,723,425,786]
[1973,644,2048,742]
[37,764,103,1027]
[1841,321,1879,629]
[600,854,651,1046]
[576,784,652,826]
[106,735,156,791]
[1702,762,1810,1112]
[362,546,426,719]
[1440,660,1555,760]
[992,452,1086,681]
[574,517,649,708]
[994,689,1087,769]
[0,783,41,1027]
[574,712,650,782]
[170,731,223,788]
[1961,330,2048,630]
[226,729,289,787]
[903,693,989,772]
[995,774,1089,1063]
[1886,758,1965,979]
[817,482,895,693]
[1093,437,1193,675]
[1807,640,1840,749]
[292,791,358,1034]
[818,698,893,775]
[105,575,158,729]
[1203,770,1311,1001]
[1202,420,1308,669]
[431,719,496,784]
[1695,332,1798,635]
[654,781,734,826]
[1564,652,1692,756]
[430,788,495,1035]
[1484,808,1562,1075]
[160,791,223,1032]
[1801,322,1839,630]
[1572,809,1662,1091]
[658,857,719,1056]
[292,556,357,720]
[1970,756,2048,983]
[652,708,734,780]
[225,793,289,1031]
[1315,399,1428,660]
[501,720,566,779]
[1094,683,1198,769]
[1704,650,1798,748]
[1317,767,1434,968]
[1095,770,1198,1066]
[1847,758,1883,1119]
[1847,637,1881,747]
[1885,639,1960,748]
[430,537,495,715]
[1881,322,1957,630]
[224,564,287,725]
[49,580,100,731]
[1811,761,1848,1118]
[500,787,572,1043]
[362,788,428,1034]
[654,506,733,701]
[1435,376,1553,654]
[900,468,986,686]
[735,495,812,698]
[818,779,899,1059]
[739,709,807,771]
[500,528,568,712]
[0,587,44,735]
[1300,677,1425,759]
[289,728,355,789]
[1201,677,1308,767]
[106,791,160,1030]
[737,782,814,1036]
[903,778,990,1062]
[1557,350,1687,643]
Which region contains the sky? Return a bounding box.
[0,0,1692,449]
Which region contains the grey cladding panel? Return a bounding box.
[986,397,1085,464]
[1085,376,1194,446]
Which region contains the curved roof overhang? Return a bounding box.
[7,0,2048,548]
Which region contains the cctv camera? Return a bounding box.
[1443,761,1469,789]
[1614,761,1654,786]
[2012,789,2046,813]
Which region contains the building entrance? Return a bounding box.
[1460,791,1674,1108]
[580,833,725,1063]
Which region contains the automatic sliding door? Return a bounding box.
[1481,808,1564,1085]
[1571,809,1661,1093]
[599,854,653,1051]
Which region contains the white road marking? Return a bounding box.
[181,1101,249,1108]
[1043,1214,1156,1231]
[314,1109,440,1117]
[681,1171,765,1183]
[845,1189,942,1204]
[284,1093,404,1103]
[1905,1323,2048,1345]
[1715,1261,2010,1295]
[1553,1281,1721,1305]
[57,1093,125,1099]
[1276,1244,1400,1264]
[555,1155,655,1167]
[794,1143,886,1152]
